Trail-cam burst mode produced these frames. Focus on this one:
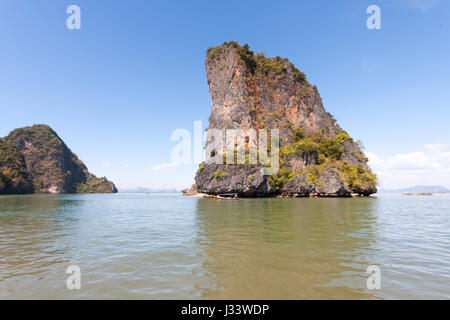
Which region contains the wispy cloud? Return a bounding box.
[100,162,110,167]
[151,162,178,171]
[367,143,450,188]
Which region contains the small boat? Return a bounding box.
[210,193,239,200]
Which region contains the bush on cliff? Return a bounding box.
[207,41,310,85]
[213,170,224,179]
[0,125,117,194]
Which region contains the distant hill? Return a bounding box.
[0,124,117,194]
[119,187,178,193]
[379,185,450,194]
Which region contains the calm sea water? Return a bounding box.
[0,193,449,299]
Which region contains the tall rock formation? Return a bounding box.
[195,42,377,197]
[0,124,117,194]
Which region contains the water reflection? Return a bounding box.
[1,194,448,299]
[195,197,379,299]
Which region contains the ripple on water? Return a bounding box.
[0,193,449,299]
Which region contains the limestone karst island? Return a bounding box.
[0,124,117,194]
[186,42,377,198]
[2,1,449,303]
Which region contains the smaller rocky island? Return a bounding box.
[0,124,117,194]
[189,42,377,198]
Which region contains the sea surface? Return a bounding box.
[0,193,449,299]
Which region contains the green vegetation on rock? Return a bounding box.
[196,41,377,197]
[75,176,116,194]
[267,167,295,190]
[269,126,377,193]
[207,41,310,85]
[0,124,117,194]
[0,139,33,194]
[281,129,353,164]
[341,162,377,191]
[213,170,224,179]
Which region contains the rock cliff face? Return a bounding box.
[0,124,117,194]
[195,42,377,197]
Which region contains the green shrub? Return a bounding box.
[208,41,258,72]
[293,127,304,142]
[335,132,353,144]
[341,163,377,190]
[290,63,307,84]
[207,42,309,83]
[213,170,224,179]
[256,55,287,76]
[268,167,294,190]
[305,165,321,184]
[281,128,357,164]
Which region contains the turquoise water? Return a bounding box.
[0,193,449,299]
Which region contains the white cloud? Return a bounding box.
[367,143,450,189]
[422,143,449,153]
[100,162,110,167]
[151,162,178,171]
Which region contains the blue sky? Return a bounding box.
[0,0,449,189]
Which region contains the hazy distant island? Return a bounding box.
[379,185,450,194]
[186,42,377,198]
[0,124,117,194]
[120,187,179,193]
